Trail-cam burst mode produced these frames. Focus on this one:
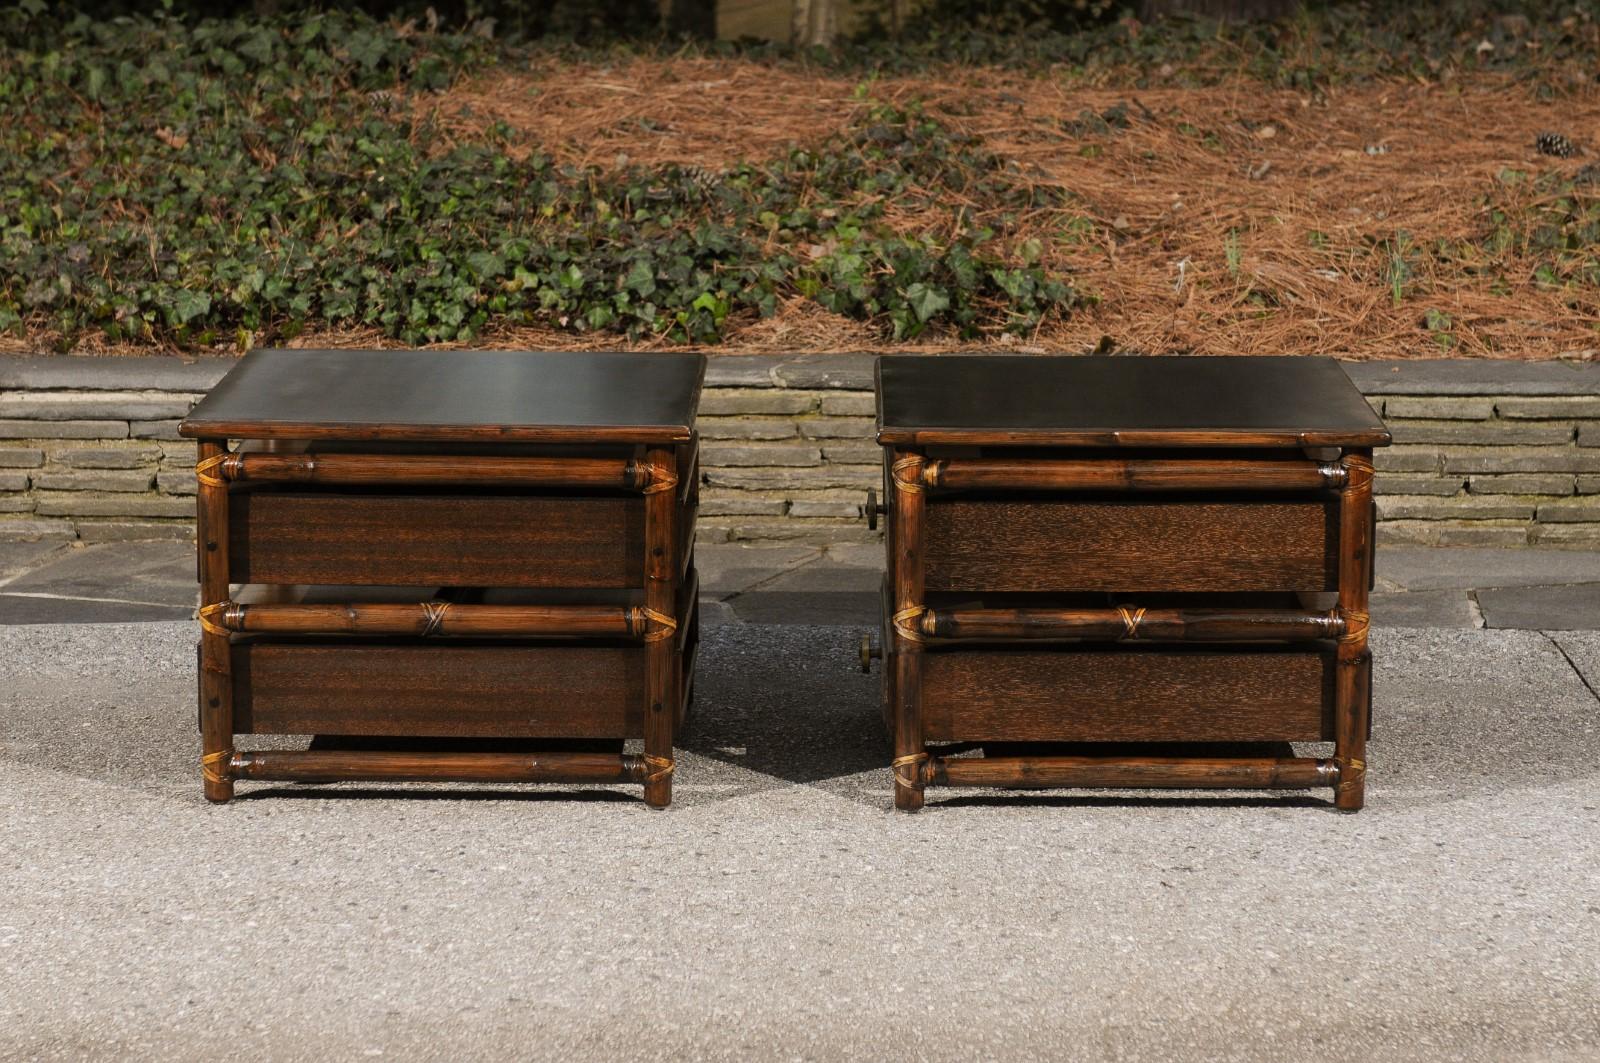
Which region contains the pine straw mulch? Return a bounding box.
[407,56,1600,361]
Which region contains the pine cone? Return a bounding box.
[1535,131,1578,158]
[680,165,722,195]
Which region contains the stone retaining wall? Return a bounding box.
[1353,360,1600,547]
[0,358,210,543]
[1,354,1596,547]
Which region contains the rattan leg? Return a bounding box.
[890,449,928,811]
[196,439,234,804]
[1334,449,1374,812]
[642,445,679,809]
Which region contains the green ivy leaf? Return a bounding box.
[238,28,277,65]
[466,251,505,279]
[624,258,657,297]
[905,282,950,323]
[167,289,211,325]
[344,29,389,72]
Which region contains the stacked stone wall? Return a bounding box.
[2,355,1596,547]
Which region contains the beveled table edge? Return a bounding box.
[177,419,697,443]
[874,427,1392,447]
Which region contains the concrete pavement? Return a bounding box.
[1,543,1598,1061]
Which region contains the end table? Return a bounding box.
[179,349,703,807]
[867,355,1390,811]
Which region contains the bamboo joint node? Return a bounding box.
[196,602,230,637]
[642,464,679,495]
[1342,453,1375,490]
[640,607,678,642]
[195,453,230,488]
[1318,462,1349,487]
[642,754,674,783]
[892,751,928,789]
[201,748,233,784]
[891,455,927,494]
[892,605,929,643]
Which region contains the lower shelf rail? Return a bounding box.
[231,749,648,785]
[924,754,1338,790]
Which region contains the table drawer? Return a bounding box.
[924,496,1337,593]
[230,491,645,587]
[232,640,647,738]
[921,645,1334,743]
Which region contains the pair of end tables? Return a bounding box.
[179,350,1389,812]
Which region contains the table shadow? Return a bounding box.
[676,625,887,796]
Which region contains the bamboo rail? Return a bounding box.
[922,606,1346,642]
[216,601,645,638]
[231,750,644,784]
[921,457,1345,493]
[220,451,645,490]
[927,755,1338,790]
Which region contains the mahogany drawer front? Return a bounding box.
[230,491,645,587]
[232,640,648,738]
[923,497,1337,593]
[921,646,1334,743]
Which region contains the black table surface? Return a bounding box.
[876,355,1389,447]
[180,349,706,443]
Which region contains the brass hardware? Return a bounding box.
[859,634,882,673]
[861,487,888,530]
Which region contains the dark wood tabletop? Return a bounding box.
[876,355,1390,447]
[180,349,706,443]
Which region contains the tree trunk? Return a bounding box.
[792,0,837,46]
